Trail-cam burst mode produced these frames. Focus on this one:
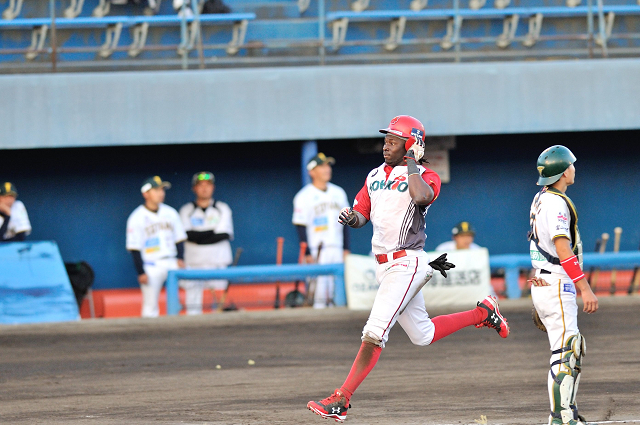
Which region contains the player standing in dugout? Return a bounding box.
[307,115,510,423]
[292,152,350,308]
[528,145,598,425]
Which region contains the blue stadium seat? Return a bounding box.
[325,4,640,51]
[0,13,256,59]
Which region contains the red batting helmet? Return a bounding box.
[379,115,426,151]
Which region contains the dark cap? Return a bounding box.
[306,152,336,171]
[452,221,475,236]
[141,176,171,193]
[191,171,215,186]
[0,182,18,197]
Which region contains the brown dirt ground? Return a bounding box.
[1,296,640,425]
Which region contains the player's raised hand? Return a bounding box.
[338,207,357,226]
[429,253,455,278]
[405,128,425,161]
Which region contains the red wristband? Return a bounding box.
[560,255,585,283]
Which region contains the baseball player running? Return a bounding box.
[0,182,31,242]
[126,176,187,318]
[179,171,234,315]
[528,146,598,425]
[292,153,350,308]
[307,116,510,423]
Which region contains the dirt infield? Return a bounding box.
[1,296,639,425]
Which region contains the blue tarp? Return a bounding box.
[0,241,79,324]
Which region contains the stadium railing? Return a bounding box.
[491,250,640,299]
[166,263,345,315]
[166,251,640,315]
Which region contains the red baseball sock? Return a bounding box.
[340,341,382,400]
[431,307,485,343]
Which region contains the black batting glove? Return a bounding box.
[338,207,357,227]
[429,253,456,277]
[403,148,417,162]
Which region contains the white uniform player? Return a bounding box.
[179,171,234,315]
[292,153,350,308]
[435,221,481,251]
[0,182,31,242]
[308,116,509,423]
[528,146,598,425]
[126,176,187,318]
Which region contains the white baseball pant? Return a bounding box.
[141,258,179,318]
[530,270,580,412]
[311,246,344,309]
[180,262,229,315]
[362,250,435,348]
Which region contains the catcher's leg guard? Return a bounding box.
[549,333,586,424]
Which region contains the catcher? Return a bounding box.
[528,145,598,425]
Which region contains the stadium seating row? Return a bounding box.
[0,13,255,58]
[1,0,639,68]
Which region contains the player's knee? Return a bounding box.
[361,330,384,347]
[407,333,432,346]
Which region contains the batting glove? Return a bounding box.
[429,253,456,277]
[338,207,357,227]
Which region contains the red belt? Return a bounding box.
[375,250,407,264]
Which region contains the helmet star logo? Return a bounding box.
[537,166,545,176]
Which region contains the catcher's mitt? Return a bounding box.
[532,307,547,333]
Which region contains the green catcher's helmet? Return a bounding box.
[536,145,576,186]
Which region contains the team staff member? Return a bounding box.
[528,146,598,425]
[0,182,31,242]
[179,171,234,315]
[126,176,187,318]
[307,116,510,423]
[435,221,481,251]
[292,153,350,308]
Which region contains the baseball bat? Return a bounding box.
[285,241,308,307]
[216,247,243,313]
[609,227,622,295]
[304,241,323,307]
[591,232,609,290]
[274,237,284,309]
[587,238,601,284]
[628,240,640,295]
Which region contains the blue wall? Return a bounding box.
[2,130,639,289]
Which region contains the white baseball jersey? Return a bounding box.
[179,200,234,266]
[292,182,349,252]
[529,187,583,274]
[126,204,187,263]
[1,200,31,240]
[434,241,481,251]
[353,163,441,255]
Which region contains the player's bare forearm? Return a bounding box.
[407,175,434,206]
[575,278,598,313]
[554,237,598,313]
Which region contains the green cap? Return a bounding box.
[452,221,475,236]
[191,171,215,186]
[0,182,18,197]
[141,176,171,193]
[306,152,335,171]
[536,145,577,186]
